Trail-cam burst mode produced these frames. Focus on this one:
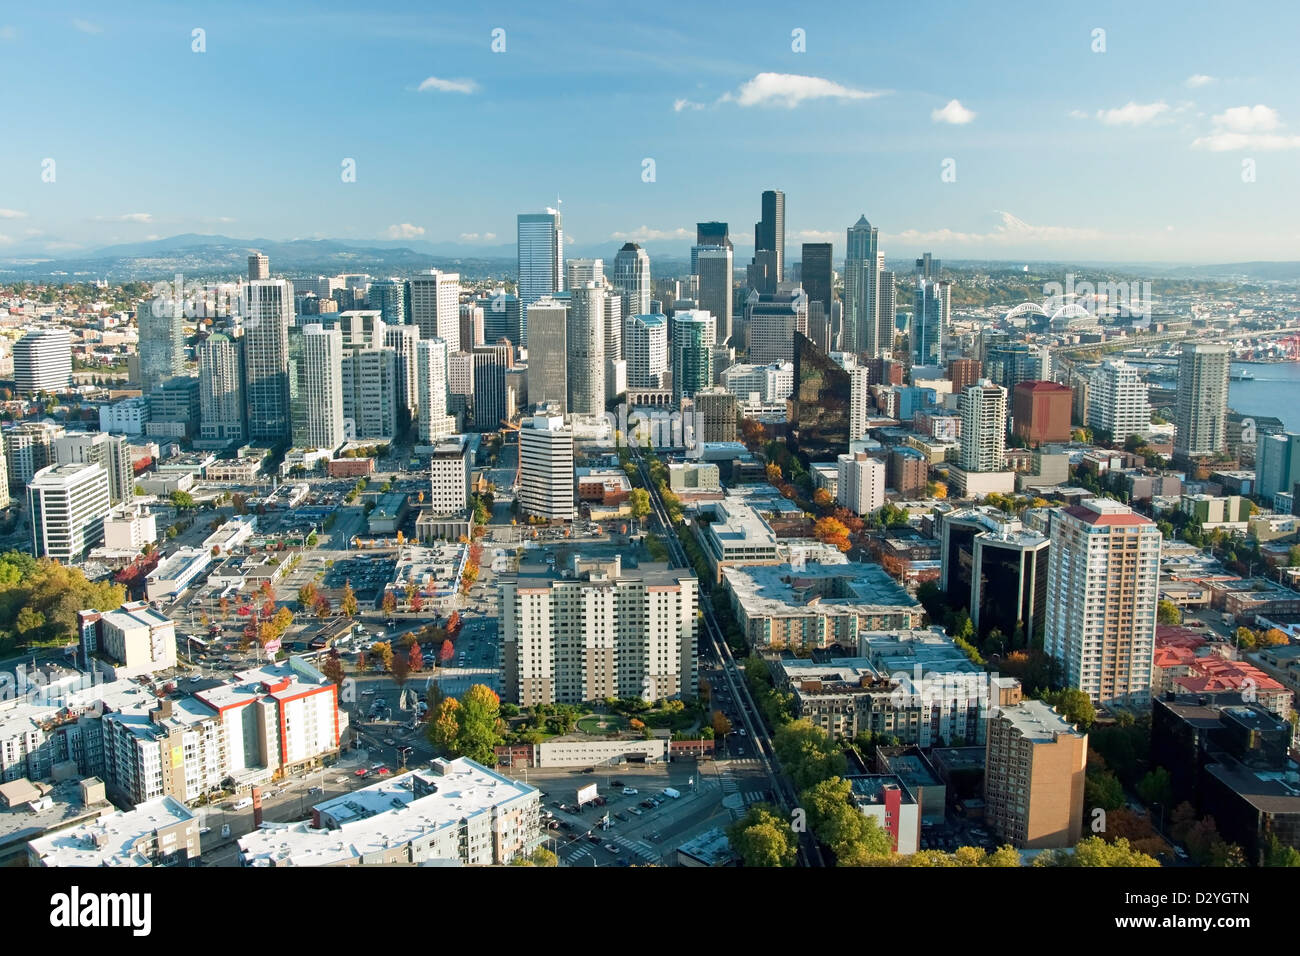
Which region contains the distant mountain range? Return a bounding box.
[2,233,1298,284]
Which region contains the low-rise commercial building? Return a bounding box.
[27,794,199,867]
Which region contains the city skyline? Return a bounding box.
[3,2,1300,262]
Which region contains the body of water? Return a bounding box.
[1228,361,1300,432]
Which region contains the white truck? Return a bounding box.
[662,787,681,799]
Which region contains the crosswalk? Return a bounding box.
[560,832,657,866]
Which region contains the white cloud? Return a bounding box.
[386,223,425,239]
[673,98,706,112]
[0,26,16,40]
[1185,74,1216,88]
[720,72,884,109]
[459,232,498,242]
[0,208,26,219]
[1096,101,1170,126]
[0,234,11,246]
[565,235,575,245]
[144,234,161,241]
[792,229,836,242]
[1192,104,1300,150]
[931,99,976,125]
[96,212,152,223]
[417,76,478,94]
[888,211,1106,245]
[1067,109,1089,120]
[71,19,102,34]
[610,226,693,241]
[1212,104,1280,132]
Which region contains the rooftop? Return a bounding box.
[998,699,1085,742]
[723,562,921,618]
[26,795,194,867]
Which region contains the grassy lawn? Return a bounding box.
[576,714,631,735]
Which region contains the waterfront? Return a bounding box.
[1228,361,1300,432]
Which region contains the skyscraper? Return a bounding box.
[801,242,833,318]
[913,280,950,368]
[408,271,461,353]
[525,297,569,415]
[612,243,652,318]
[27,463,112,563]
[341,349,398,439]
[843,215,878,357]
[478,290,522,347]
[517,209,564,310]
[415,338,456,444]
[692,221,732,275]
[959,380,1008,473]
[755,189,785,285]
[1045,499,1162,707]
[13,328,73,397]
[915,253,940,280]
[696,247,734,345]
[566,284,606,416]
[745,290,809,365]
[875,262,896,356]
[1173,343,1230,462]
[367,278,407,326]
[248,253,269,281]
[519,414,574,522]
[625,313,668,389]
[836,452,885,516]
[472,344,512,431]
[790,332,852,465]
[459,303,485,351]
[243,279,294,441]
[1087,360,1150,442]
[1257,432,1300,501]
[290,323,344,451]
[198,333,246,444]
[670,310,716,404]
[384,324,422,427]
[565,258,604,289]
[137,293,185,394]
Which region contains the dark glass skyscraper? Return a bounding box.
[801,242,833,317]
[789,332,851,465]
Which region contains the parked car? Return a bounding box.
[604,843,619,855]
[622,787,638,795]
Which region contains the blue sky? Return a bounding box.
[2,0,1299,262]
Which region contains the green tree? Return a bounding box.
[1043,688,1096,731]
[802,777,893,864]
[629,488,651,526]
[1085,767,1126,814]
[169,490,197,510]
[1157,599,1182,626]
[1136,768,1173,809]
[1034,836,1160,867]
[727,805,797,867]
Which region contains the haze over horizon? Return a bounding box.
[4,1,1300,263]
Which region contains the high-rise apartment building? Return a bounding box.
[836,452,885,516]
[14,328,72,397]
[567,284,606,416]
[428,434,471,515]
[624,313,668,390]
[243,279,294,441]
[612,243,651,318]
[875,262,896,356]
[338,310,386,353]
[959,380,1008,473]
[384,324,421,426]
[367,278,407,326]
[1174,343,1230,462]
[198,333,245,444]
[341,349,398,439]
[947,357,982,393]
[524,297,568,415]
[697,247,734,345]
[28,462,112,563]
[1012,381,1073,446]
[670,310,716,404]
[1045,499,1162,707]
[3,421,61,488]
[52,432,133,506]
[500,556,698,706]
[408,271,460,353]
[1257,432,1300,501]
[415,338,456,444]
[519,414,574,522]
[517,209,563,310]
[459,303,485,351]
[984,700,1086,849]
[1087,360,1150,441]
[137,293,185,394]
[289,324,344,451]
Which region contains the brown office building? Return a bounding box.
[984,700,1086,849]
[947,358,982,394]
[887,447,929,498]
[1012,381,1072,446]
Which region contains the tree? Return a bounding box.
[1043,688,1096,731]
[439,639,454,664]
[381,591,397,617]
[297,582,317,607]
[429,698,462,753]
[1034,836,1160,867]
[320,650,345,686]
[370,640,394,672]
[447,611,462,637]
[812,516,852,552]
[340,580,359,618]
[802,777,893,864]
[408,641,424,672]
[1085,766,1126,814]
[727,805,797,867]
[314,594,332,618]
[427,684,505,764]
[169,490,196,510]
[712,710,732,736]
[812,488,834,510]
[389,653,411,688]
[629,488,651,524]
[1157,599,1183,626]
[1137,767,1173,809]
